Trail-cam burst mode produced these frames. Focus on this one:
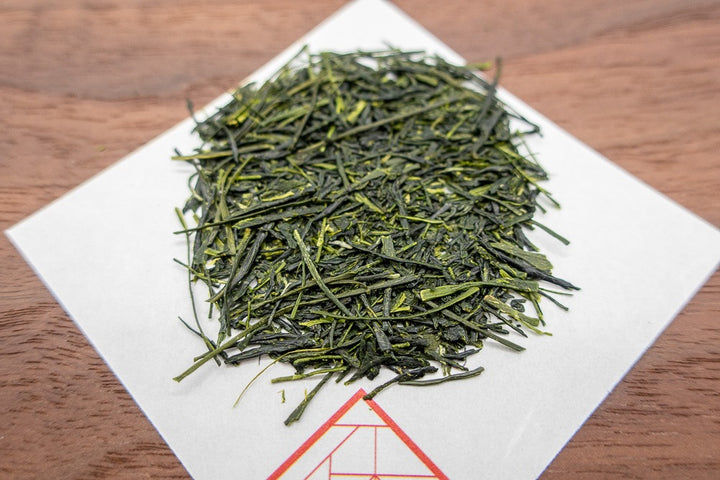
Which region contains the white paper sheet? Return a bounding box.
[6,1,720,479]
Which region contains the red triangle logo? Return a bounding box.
[268,389,448,479]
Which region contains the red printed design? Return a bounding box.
[268,389,448,480]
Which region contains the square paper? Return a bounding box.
[6,0,720,479]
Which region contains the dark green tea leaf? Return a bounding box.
[172,48,577,424]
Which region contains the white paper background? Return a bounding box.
[6,1,720,479]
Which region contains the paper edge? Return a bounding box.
[539,256,720,474]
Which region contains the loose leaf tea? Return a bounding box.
[172,48,577,425]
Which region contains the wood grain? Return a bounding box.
[1,1,718,478]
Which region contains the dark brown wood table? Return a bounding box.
[2,1,719,478]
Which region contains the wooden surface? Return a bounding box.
[1,1,719,478]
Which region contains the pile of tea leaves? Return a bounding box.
[172,48,577,425]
